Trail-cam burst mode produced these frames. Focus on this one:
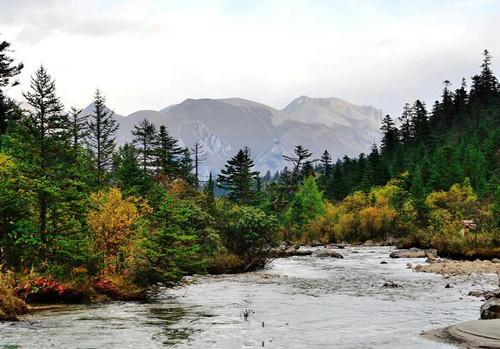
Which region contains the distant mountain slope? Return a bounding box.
[282,96,383,149]
[102,96,382,178]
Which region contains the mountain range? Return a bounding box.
[81,96,384,179]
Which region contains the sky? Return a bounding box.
[1,0,500,117]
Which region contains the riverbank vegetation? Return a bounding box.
[0,37,499,318]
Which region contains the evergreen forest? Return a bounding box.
[1,38,499,313]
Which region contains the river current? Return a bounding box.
[1,246,498,348]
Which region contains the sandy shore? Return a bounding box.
[422,319,500,348]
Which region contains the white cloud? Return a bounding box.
[1,0,499,118]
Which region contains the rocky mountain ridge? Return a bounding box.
[85,96,383,178]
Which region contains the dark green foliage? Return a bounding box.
[0,39,24,135]
[380,114,399,155]
[319,50,500,206]
[132,119,157,176]
[217,146,260,205]
[285,176,325,238]
[86,89,118,186]
[398,103,412,148]
[217,202,278,256]
[133,185,214,285]
[4,66,90,272]
[469,50,500,109]
[67,107,88,161]
[155,125,184,178]
[0,40,23,89]
[114,143,147,196]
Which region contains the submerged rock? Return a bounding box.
[382,281,403,288]
[481,298,500,319]
[311,249,343,258]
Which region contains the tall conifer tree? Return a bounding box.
[86,89,118,185]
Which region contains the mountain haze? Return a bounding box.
[108,96,383,178]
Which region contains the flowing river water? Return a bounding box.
[1,246,498,349]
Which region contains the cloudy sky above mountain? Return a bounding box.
[1,0,500,117]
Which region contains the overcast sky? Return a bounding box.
[1,0,500,117]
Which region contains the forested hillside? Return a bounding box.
[0,37,499,315]
[269,50,500,258]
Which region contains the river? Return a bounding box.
[1,246,498,348]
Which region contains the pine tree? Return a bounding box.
[453,78,469,111]
[398,103,412,148]
[203,172,215,197]
[0,39,23,136]
[301,161,315,178]
[155,125,183,178]
[86,89,118,185]
[410,100,429,141]
[114,143,145,196]
[428,146,450,191]
[470,49,500,108]
[191,141,207,189]
[218,146,259,205]
[367,143,390,187]
[327,161,347,201]
[67,107,88,161]
[262,170,272,183]
[440,80,456,126]
[18,66,82,266]
[282,145,313,189]
[320,150,332,178]
[132,119,157,176]
[380,114,399,154]
[178,147,194,183]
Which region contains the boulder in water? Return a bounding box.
[311,249,343,258]
[390,248,428,258]
[284,248,313,256]
[480,298,500,319]
[363,240,377,247]
[311,240,325,247]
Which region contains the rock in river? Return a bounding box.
[284,248,313,256]
[390,248,438,259]
[481,298,500,319]
[311,249,343,258]
[311,240,325,247]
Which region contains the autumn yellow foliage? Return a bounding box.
[87,188,149,260]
